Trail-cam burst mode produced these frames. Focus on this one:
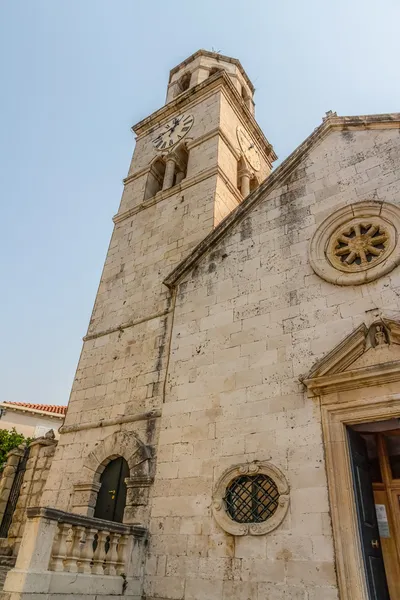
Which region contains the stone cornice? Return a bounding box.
[303,317,400,397]
[304,361,400,397]
[59,409,162,435]
[163,112,400,289]
[132,72,276,162]
[168,49,255,93]
[83,308,171,341]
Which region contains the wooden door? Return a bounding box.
[94,457,129,523]
[348,428,390,600]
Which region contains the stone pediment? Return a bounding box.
[303,319,400,396]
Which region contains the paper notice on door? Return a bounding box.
[375,504,390,538]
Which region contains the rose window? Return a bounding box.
[328,221,390,272]
[309,201,400,286]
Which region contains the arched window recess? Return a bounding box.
[237,156,258,198]
[145,143,189,198]
[144,158,166,200]
[174,72,191,97]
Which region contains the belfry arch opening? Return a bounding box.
[144,158,166,200]
[175,72,191,96]
[94,457,129,523]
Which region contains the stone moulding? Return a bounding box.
[303,318,400,396]
[309,200,400,285]
[212,461,289,536]
[303,321,400,600]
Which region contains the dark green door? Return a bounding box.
[348,428,390,600]
[94,457,129,523]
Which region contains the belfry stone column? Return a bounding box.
[162,157,176,190]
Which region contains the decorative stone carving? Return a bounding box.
[309,201,400,285]
[212,461,289,536]
[373,324,388,347]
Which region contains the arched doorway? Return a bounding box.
[94,457,129,523]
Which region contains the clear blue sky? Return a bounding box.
[1,0,399,406]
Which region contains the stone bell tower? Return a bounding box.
[3,50,275,600]
[45,49,276,480]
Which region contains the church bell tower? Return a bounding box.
[2,49,276,600]
[34,46,276,582]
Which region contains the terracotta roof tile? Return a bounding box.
[2,402,67,416]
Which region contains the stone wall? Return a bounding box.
[39,77,272,527]
[143,125,400,599]
[0,434,57,555]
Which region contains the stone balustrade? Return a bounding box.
[3,507,147,599]
[41,507,145,576]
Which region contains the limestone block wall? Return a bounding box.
[144,126,400,599]
[1,436,57,555]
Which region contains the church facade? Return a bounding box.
[4,50,400,600]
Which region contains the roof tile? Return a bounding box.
[2,402,67,416]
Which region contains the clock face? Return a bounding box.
[153,114,194,151]
[237,126,261,171]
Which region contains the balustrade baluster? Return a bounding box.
[78,527,97,574]
[116,534,128,575]
[104,532,120,576]
[50,523,70,572]
[91,530,109,575]
[64,525,84,573]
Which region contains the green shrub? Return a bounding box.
[0,428,32,467]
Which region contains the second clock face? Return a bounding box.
[237,126,261,171]
[153,114,194,151]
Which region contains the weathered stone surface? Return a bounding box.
[6,51,400,600]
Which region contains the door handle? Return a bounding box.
[109,489,116,499]
[371,539,380,548]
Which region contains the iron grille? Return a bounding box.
[224,474,279,523]
[0,447,30,538]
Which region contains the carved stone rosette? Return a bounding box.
[309,200,400,285]
[212,461,290,536]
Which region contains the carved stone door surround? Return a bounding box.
[303,319,400,600]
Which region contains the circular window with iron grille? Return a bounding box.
[224,474,279,523]
[212,462,289,536]
[309,201,400,285]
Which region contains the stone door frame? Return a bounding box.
[303,319,400,600]
[321,389,400,600]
